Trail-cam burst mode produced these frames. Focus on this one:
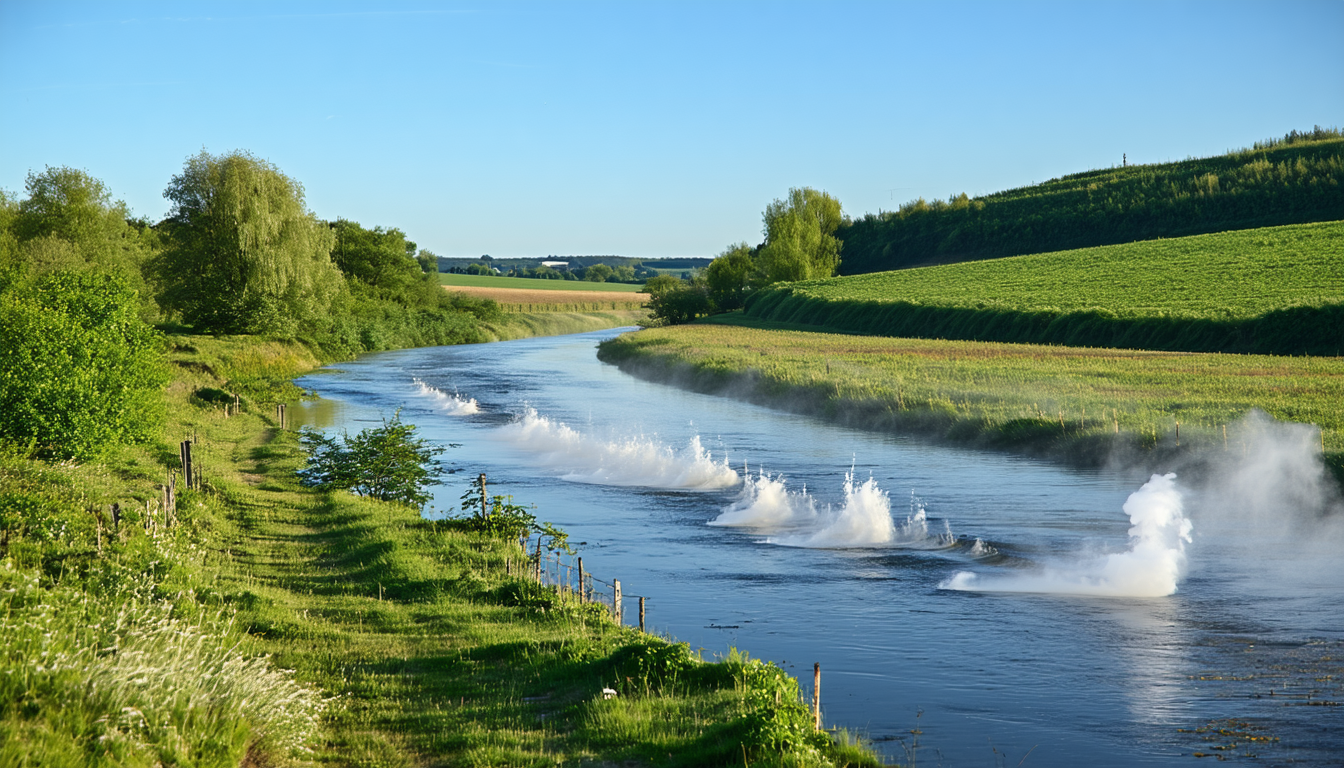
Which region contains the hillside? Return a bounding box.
[744,220,1344,356]
[837,130,1344,274]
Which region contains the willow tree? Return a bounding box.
[158,150,343,335]
[755,187,844,285]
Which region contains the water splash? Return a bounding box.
[710,469,817,527]
[944,473,1193,597]
[496,407,739,489]
[769,472,896,548]
[413,379,480,415]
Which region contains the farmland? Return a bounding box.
[445,283,649,314]
[440,272,646,292]
[746,220,1344,355]
[597,320,1344,480]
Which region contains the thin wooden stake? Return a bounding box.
[577,558,585,603]
[1175,421,1181,447]
[639,596,645,632]
[478,473,489,518]
[613,580,622,624]
[813,663,822,731]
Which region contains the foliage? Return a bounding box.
[837,134,1344,274]
[6,166,159,317]
[745,220,1344,356]
[441,271,646,292]
[702,241,757,311]
[330,218,422,297]
[0,270,167,459]
[584,263,614,282]
[156,150,346,335]
[644,274,711,325]
[298,413,445,509]
[756,187,844,284]
[454,483,539,540]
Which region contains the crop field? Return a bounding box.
[440,272,646,292]
[444,283,649,312]
[747,221,1344,355]
[598,321,1344,471]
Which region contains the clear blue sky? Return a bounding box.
[2,0,1341,259]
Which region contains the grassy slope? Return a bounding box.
[807,221,1343,318]
[1,333,879,768]
[597,321,1344,483]
[441,273,646,292]
[482,310,649,341]
[835,135,1344,273]
[746,221,1344,355]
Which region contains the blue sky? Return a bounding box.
[2,0,1341,258]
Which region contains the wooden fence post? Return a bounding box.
[478,473,488,518]
[813,663,822,731]
[577,558,585,603]
[613,580,622,624]
[639,596,645,632]
[534,538,542,583]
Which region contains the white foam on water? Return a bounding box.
[768,472,897,548]
[943,473,1193,597]
[496,407,739,489]
[709,469,818,527]
[413,379,480,415]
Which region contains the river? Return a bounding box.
[295,328,1344,767]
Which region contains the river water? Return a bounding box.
[296,328,1344,767]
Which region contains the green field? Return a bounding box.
[746,221,1344,355]
[440,273,646,292]
[598,321,1344,478]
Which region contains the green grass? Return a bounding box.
[1,333,881,768]
[440,273,646,292]
[597,321,1344,480]
[746,221,1344,355]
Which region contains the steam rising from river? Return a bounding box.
[944,473,1193,597]
[413,379,480,415]
[497,408,739,489]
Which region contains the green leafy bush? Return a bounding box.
[0,270,167,459]
[297,413,444,509]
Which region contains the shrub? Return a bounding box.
[0,270,167,459]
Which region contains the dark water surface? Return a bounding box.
[296,329,1343,767]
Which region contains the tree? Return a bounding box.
[9,167,157,313]
[703,242,756,311]
[0,270,167,459]
[157,150,344,335]
[584,263,614,282]
[755,187,844,285]
[298,413,445,509]
[330,219,421,296]
[644,274,710,324]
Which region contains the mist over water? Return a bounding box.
[944,473,1193,597]
[297,331,1344,767]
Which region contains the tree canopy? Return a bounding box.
[755,187,844,284]
[157,150,344,335]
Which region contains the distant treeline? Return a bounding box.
[837,128,1344,274]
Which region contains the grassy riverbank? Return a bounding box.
[597,319,1344,484]
[1,332,879,767]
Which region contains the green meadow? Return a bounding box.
[746,221,1344,355]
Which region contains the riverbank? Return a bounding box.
[483,308,650,341]
[597,318,1344,487]
[1,329,879,767]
